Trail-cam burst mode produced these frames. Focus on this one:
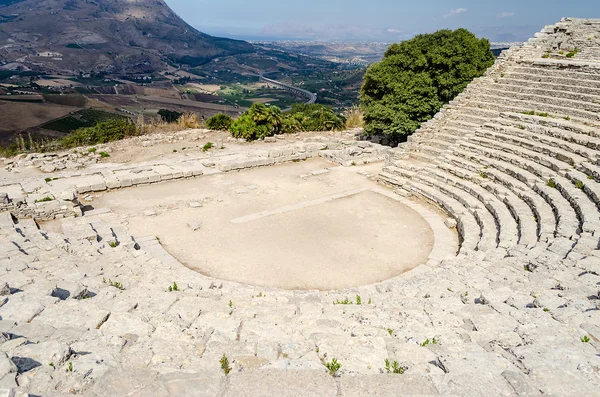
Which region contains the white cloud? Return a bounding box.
[498,12,516,18]
[387,29,402,33]
[444,8,467,18]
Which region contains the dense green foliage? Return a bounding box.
[283,104,345,132]
[229,103,345,140]
[41,109,127,133]
[158,109,183,123]
[206,114,233,130]
[61,119,138,148]
[361,29,495,137]
[230,103,283,140]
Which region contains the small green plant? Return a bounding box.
[66,362,73,372]
[519,125,525,130]
[547,179,556,188]
[479,170,488,179]
[581,335,591,343]
[368,298,372,304]
[537,112,549,118]
[108,241,119,248]
[202,142,214,152]
[220,354,232,375]
[99,151,110,158]
[168,282,179,292]
[543,308,550,312]
[559,51,565,55]
[575,180,584,190]
[333,298,352,305]
[588,175,595,180]
[325,358,341,376]
[521,110,535,115]
[420,338,438,347]
[351,161,357,166]
[387,328,393,336]
[542,54,549,59]
[500,73,505,78]
[257,291,264,297]
[566,51,576,58]
[229,300,233,308]
[88,147,97,153]
[49,362,55,368]
[356,295,362,305]
[35,196,53,203]
[103,278,125,290]
[564,116,571,121]
[384,359,405,374]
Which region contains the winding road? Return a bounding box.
[259,73,317,106]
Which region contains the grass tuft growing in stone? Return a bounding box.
[66,362,73,372]
[99,151,110,158]
[420,338,438,347]
[220,354,232,375]
[325,358,341,376]
[168,282,179,292]
[547,179,556,188]
[581,335,591,343]
[108,241,119,248]
[103,278,125,290]
[202,142,214,152]
[35,196,53,203]
[385,359,406,374]
[575,180,584,190]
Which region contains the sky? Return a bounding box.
[165,0,600,42]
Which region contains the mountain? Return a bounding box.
[0,0,254,74]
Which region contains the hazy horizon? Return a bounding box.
[166,0,599,42]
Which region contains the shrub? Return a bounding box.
[207,114,233,130]
[344,105,364,129]
[202,142,214,152]
[284,103,345,132]
[177,112,200,129]
[361,28,494,136]
[62,119,138,148]
[158,109,182,123]
[230,103,283,140]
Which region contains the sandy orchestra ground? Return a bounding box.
[93,160,442,290]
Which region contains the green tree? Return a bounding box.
[361,29,494,137]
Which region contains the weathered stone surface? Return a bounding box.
[224,370,337,397]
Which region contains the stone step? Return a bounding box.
[502,71,600,89]
[482,79,600,105]
[510,65,600,82]
[413,173,499,252]
[437,159,539,247]
[425,166,519,249]
[475,128,589,166]
[500,112,600,139]
[497,76,600,97]
[497,113,600,151]
[406,180,481,254]
[468,94,599,122]
[457,141,586,238]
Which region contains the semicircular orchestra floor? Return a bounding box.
[93,160,458,290]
